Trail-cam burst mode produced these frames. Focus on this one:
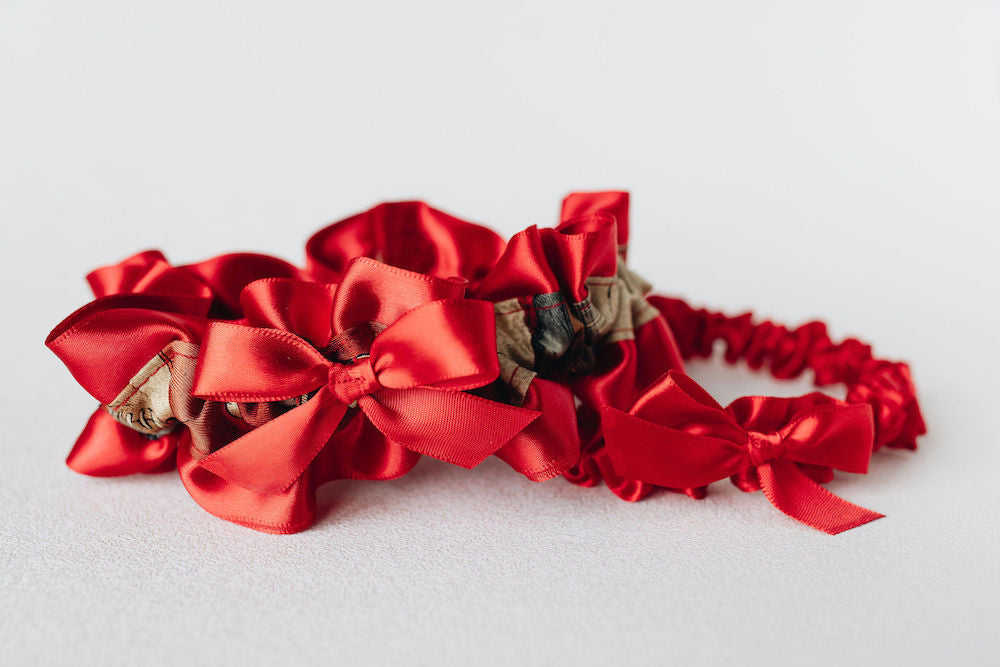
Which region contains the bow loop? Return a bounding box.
[367,299,500,391]
[630,371,746,443]
[773,403,875,473]
[192,322,330,402]
[331,256,469,332]
[239,278,337,347]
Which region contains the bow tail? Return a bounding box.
[759,459,884,535]
[177,433,317,534]
[67,407,178,476]
[196,389,347,494]
[360,388,540,468]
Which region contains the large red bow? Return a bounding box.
[190,299,541,494]
[601,370,882,534]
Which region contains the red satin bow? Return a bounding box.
[601,370,883,534]
[190,298,541,494]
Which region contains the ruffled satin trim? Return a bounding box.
[46,192,925,535]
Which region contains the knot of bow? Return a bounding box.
[601,370,883,534]
[191,298,541,494]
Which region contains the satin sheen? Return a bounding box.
[191,300,541,493]
[46,191,924,535]
[602,371,883,534]
[48,250,310,480]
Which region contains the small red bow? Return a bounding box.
[191,298,541,494]
[601,370,882,534]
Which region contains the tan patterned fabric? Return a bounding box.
[164,344,251,457]
[584,263,660,345]
[494,297,536,371]
[491,264,661,401]
[497,354,538,403]
[105,340,195,437]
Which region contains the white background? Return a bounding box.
[2,1,998,665]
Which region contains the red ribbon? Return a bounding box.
[305,201,506,286]
[45,293,210,476]
[190,298,541,494]
[601,370,883,534]
[66,408,180,476]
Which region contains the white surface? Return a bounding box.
[2,1,998,665]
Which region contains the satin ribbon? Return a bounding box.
[190,298,541,494]
[49,246,309,479]
[46,294,209,404]
[651,295,927,451]
[551,192,686,491]
[601,370,883,534]
[66,408,181,476]
[87,250,212,302]
[561,191,631,251]
[46,293,211,476]
[305,201,506,285]
[87,249,306,316]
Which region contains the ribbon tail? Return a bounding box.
[759,459,884,535]
[196,389,346,494]
[177,433,317,534]
[360,388,540,468]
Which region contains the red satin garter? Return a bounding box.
[47,192,925,535]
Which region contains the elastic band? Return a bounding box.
[651,296,926,451]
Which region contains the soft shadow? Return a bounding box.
[312,456,465,527]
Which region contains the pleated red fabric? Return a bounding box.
[50,250,313,478]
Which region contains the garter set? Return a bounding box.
[47,192,925,535]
